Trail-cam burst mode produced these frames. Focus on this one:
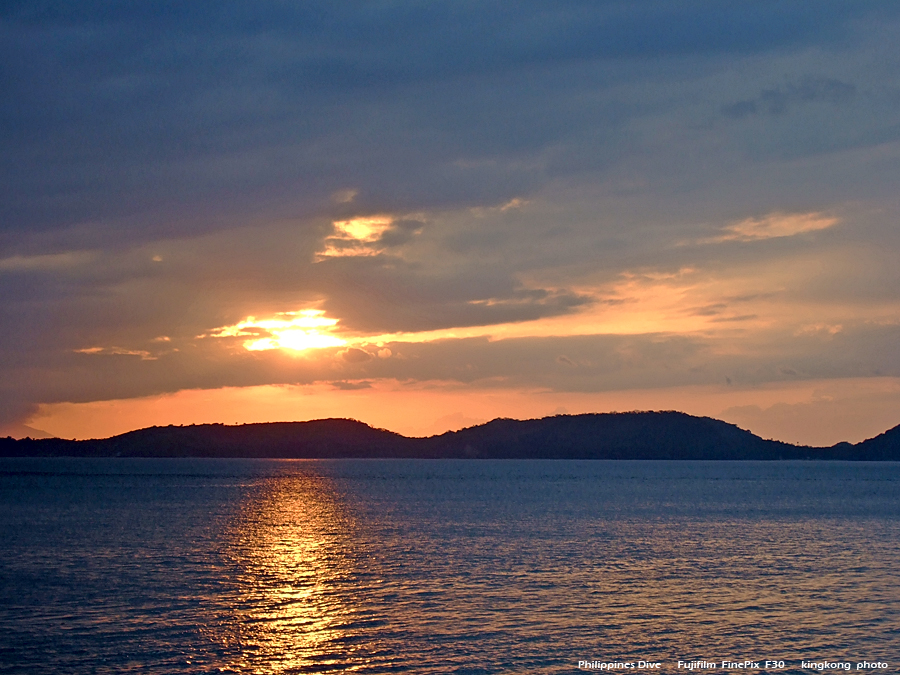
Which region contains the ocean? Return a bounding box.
[1,459,898,674]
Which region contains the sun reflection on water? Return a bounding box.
[213,473,374,673]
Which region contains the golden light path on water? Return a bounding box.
[214,472,375,673]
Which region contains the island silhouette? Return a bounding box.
[3,411,900,460]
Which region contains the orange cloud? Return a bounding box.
[701,211,838,243]
[317,215,395,258]
[74,346,156,360]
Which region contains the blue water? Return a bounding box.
[1,459,898,674]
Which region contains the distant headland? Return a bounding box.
[3,411,900,460]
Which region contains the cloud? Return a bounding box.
[331,189,358,204]
[2,195,898,428]
[721,76,857,119]
[318,216,396,259]
[700,212,838,243]
[317,215,426,258]
[338,348,374,363]
[378,219,426,247]
[0,251,94,272]
[74,347,156,360]
[308,253,593,334]
[2,2,897,240]
[331,380,372,391]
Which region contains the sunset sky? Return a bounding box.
[4,2,900,445]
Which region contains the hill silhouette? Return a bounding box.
[849,423,900,460]
[2,412,899,460]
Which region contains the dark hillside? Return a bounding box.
[421,412,812,459]
[2,412,899,459]
[850,423,900,460]
[0,419,414,459]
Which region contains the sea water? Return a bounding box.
[0,459,898,674]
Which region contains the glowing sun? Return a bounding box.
[211,310,347,352]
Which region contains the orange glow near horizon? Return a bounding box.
[52,209,900,447]
[20,376,900,446]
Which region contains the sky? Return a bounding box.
[3,1,900,445]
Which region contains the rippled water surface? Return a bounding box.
[1,459,898,674]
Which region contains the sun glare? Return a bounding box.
[211,310,347,352]
[332,216,393,241]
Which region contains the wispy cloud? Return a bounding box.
[317,215,425,259]
[721,77,856,119]
[0,251,93,272]
[75,347,156,360]
[699,212,838,244]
